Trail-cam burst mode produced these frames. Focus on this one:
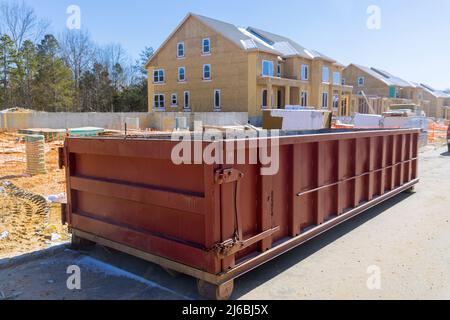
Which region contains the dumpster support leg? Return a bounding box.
[71,233,96,250]
[197,279,234,300]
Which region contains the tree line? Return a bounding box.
[0,1,153,113]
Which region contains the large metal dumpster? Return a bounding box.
[60,128,420,299]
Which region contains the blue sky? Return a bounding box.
[23,0,450,89]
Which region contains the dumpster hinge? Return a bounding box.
[215,168,244,185]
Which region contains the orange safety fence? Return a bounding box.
[333,118,449,145]
[428,120,449,143]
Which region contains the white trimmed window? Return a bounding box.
[357,76,365,86]
[177,42,185,58]
[178,67,186,82]
[184,91,190,111]
[301,64,309,80]
[322,92,329,109]
[333,72,341,85]
[154,94,165,110]
[262,60,274,77]
[322,66,329,83]
[171,93,177,107]
[214,89,221,111]
[202,38,211,55]
[301,91,308,107]
[203,64,211,80]
[153,69,165,83]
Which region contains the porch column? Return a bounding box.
[328,87,333,112]
[285,86,291,107]
[267,82,273,108]
[348,92,353,116]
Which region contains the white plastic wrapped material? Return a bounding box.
[270,110,325,130]
[50,233,61,241]
[404,117,429,131]
[45,193,66,203]
[354,113,382,128]
[0,231,9,240]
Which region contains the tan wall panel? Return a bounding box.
[247,52,258,117]
[147,16,249,113]
[343,65,391,97]
[147,15,350,117]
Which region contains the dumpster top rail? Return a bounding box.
[68,128,421,142]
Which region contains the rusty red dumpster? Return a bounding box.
[60,128,419,299]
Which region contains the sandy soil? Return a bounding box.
[0,132,66,195]
[0,132,69,258]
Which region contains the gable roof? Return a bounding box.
[420,83,450,98]
[246,27,336,62]
[146,13,341,67]
[350,64,415,88]
[193,14,281,55]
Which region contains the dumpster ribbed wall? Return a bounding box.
[63,129,420,282]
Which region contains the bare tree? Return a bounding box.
[58,29,96,111]
[59,29,95,89]
[97,43,131,87]
[0,0,50,50]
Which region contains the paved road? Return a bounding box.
[0,146,449,300]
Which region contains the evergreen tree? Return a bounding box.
[79,63,113,112]
[19,40,38,108]
[114,80,147,112]
[33,34,74,111]
[113,46,154,112]
[0,34,17,109]
[1,29,151,113]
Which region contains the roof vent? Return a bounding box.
[371,68,391,79]
[420,84,435,92]
[240,39,257,50]
[246,28,274,46]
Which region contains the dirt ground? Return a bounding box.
[0,132,69,258]
[0,132,66,194]
[0,144,448,300]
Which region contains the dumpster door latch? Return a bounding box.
[215,168,244,185]
[211,227,280,258]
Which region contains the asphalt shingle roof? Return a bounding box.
[352,64,414,88]
[420,83,450,98]
[193,14,337,62]
[192,14,281,55]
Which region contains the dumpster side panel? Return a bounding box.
[272,145,294,241]
[231,130,420,270]
[293,142,318,234]
[65,138,219,273]
[65,130,420,279]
